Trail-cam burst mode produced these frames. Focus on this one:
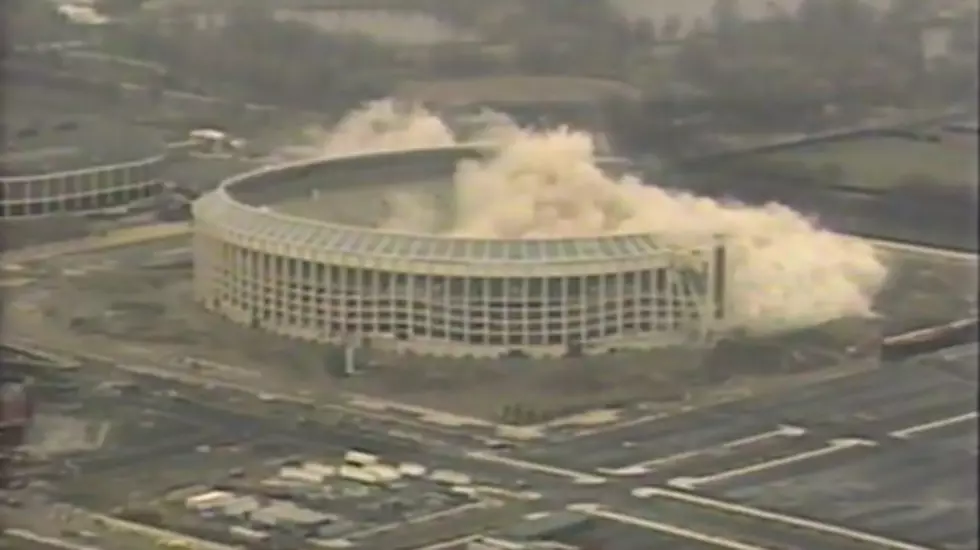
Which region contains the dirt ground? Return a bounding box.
[0,216,95,252]
[874,248,977,331]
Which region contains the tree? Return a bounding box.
[660,14,684,41]
[630,18,658,49]
[710,0,744,37]
[948,9,979,56]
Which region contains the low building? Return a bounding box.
[250,500,335,534]
[221,496,262,520]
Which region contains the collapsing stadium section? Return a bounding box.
[193,146,732,359]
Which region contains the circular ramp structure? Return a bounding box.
[0,117,167,219]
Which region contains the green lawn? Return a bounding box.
[759,133,978,190]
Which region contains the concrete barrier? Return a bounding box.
[881,318,979,361]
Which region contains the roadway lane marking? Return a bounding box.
[0,342,81,368]
[89,512,241,550]
[573,410,676,437]
[345,501,495,539]
[598,450,702,476]
[4,529,101,550]
[863,238,978,263]
[938,344,978,361]
[634,488,941,550]
[467,485,543,501]
[465,451,607,485]
[568,360,879,441]
[667,438,876,489]
[600,425,806,476]
[417,535,481,549]
[890,411,978,439]
[567,503,774,550]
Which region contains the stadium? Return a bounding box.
[192,145,733,359]
[0,115,168,219]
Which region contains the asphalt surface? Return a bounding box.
[13,345,972,550]
[504,345,978,550]
[56,367,474,475]
[519,347,978,470]
[0,535,78,550]
[4,230,977,549]
[11,235,190,277]
[576,498,924,550]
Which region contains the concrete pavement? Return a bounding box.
[1,223,191,267]
[622,490,942,550]
[518,352,977,474]
[3,530,103,550]
[12,347,975,550]
[488,349,977,550]
[570,498,927,550]
[4,229,974,550]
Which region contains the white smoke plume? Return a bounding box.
[275,101,455,160]
[288,100,889,334]
[278,100,518,159]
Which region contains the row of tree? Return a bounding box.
[14,0,976,127]
[672,0,977,110]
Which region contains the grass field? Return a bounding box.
[759,132,978,190]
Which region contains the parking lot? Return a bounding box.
[506,345,978,550]
[166,453,489,548]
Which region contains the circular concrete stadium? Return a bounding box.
[192,146,732,359]
[0,118,168,219]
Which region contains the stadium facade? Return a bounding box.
[192,146,732,359]
[0,121,168,219]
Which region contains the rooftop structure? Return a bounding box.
[0,92,168,219]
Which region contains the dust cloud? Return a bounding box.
[287,100,888,334]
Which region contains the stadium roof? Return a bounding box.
[197,189,693,265]
[1,117,165,177]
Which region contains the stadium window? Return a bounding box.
[26,202,45,216]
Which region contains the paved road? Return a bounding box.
[711,418,977,549]
[20,348,969,550]
[23,237,190,277]
[569,498,925,550]
[482,349,977,550]
[52,365,475,478]
[8,340,977,550]
[517,350,977,472]
[1,224,190,267]
[4,231,975,550]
